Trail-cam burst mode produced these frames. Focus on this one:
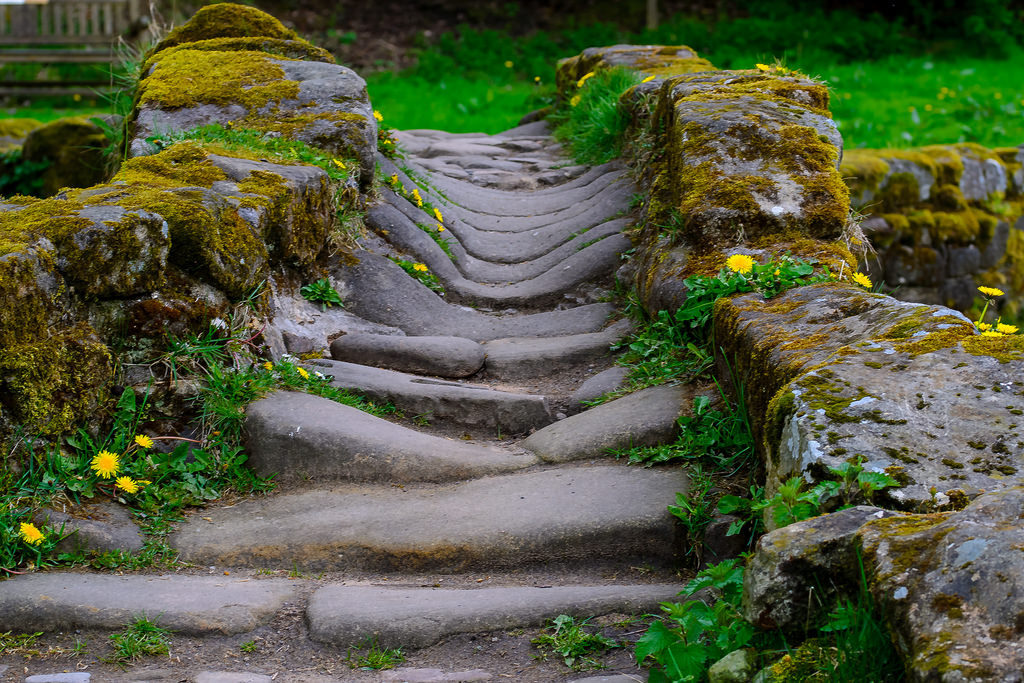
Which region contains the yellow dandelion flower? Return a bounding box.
[389,174,399,185]
[852,272,872,288]
[91,450,119,479]
[641,75,656,83]
[20,522,44,545]
[569,94,581,107]
[725,254,755,274]
[977,322,992,331]
[504,60,514,69]
[436,223,445,232]
[410,188,423,207]
[996,322,1019,334]
[134,434,154,449]
[296,367,309,380]
[756,63,771,72]
[413,263,429,272]
[373,110,383,122]
[137,480,151,486]
[534,76,541,83]
[333,159,346,169]
[263,361,273,370]
[116,476,139,494]
[576,72,595,88]
[982,330,1004,337]
[433,207,443,223]
[773,268,781,276]
[978,286,1004,297]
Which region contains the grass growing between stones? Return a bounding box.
[105,617,172,665]
[345,638,405,671]
[549,67,644,165]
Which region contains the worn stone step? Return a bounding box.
[0,573,300,635]
[307,583,680,649]
[522,385,691,463]
[333,250,615,341]
[244,391,538,484]
[368,201,630,308]
[169,465,689,572]
[306,359,552,433]
[481,322,630,380]
[329,333,485,378]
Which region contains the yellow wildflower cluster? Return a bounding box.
[86,433,156,498]
[413,263,429,272]
[373,110,383,122]
[852,272,872,288]
[974,286,1018,335]
[569,94,581,107]
[410,188,423,208]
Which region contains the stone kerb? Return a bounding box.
[0,4,370,439]
[565,43,1024,678]
[841,144,1024,313]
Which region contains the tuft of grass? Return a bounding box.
[550,67,643,165]
[532,614,619,671]
[345,638,405,670]
[106,617,172,664]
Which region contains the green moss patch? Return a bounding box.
[149,2,299,57]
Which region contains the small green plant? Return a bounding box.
[417,221,455,260]
[300,278,345,311]
[106,617,172,664]
[345,638,405,670]
[389,257,445,294]
[0,630,85,658]
[240,639,258,653]
[550,66,644,165]
[665,466,716,564]
[532,614,619,671]
[636,559,755,682]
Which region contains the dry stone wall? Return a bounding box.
[556,43,1024,680]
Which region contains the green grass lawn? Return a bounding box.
[367,50,1024,149]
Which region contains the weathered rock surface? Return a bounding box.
[481,321,629,379]
[35,500,145,555]
[860,487,1024,682]
[569,366,631,412]
[742,506,899,630]
[307,359,552,433]
[307,584,681,649]
[521,384,689,463]
[169,465,688,571]
[243,391,537,483]
[330,333,485,378]
[0,574,299,634]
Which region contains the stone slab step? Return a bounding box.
[333,250,615,341]
[306,359,552,433]
[521,385,690,463]
[0,573,299,635]
[329,333,485,378]
[169,465,689,572]
[307,583,680,649]
[244,391,537,484]
[481,322,630,380]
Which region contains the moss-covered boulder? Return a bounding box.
[556,44,715,94]
[20,118,110,197]
[147,2,300,56]
[131,5,376,188]
[0,323,112,437]
[0,117,43,150]
[657,70,847,249]
[860,487,1024,681]
[0,237,65,350]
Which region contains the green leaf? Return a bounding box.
[634,620,681,662]
[858,470,900,492]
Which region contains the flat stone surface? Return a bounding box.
[766,339,1024,509]
[569,677,644,683]
[35,499,144,555]
[193,674,273,683]
[244,391,537,483]
[0,574,299,635]
[307,359,551,434]
[333,251,615,341]
[25,675,91,683]
[170,465,688,572]
[308,584,680,649]
[521,385,690,463]
[330,333,485,378]
[570,366,631,412]
[482,322,629,380]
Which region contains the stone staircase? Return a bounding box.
[0,122,693,682]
